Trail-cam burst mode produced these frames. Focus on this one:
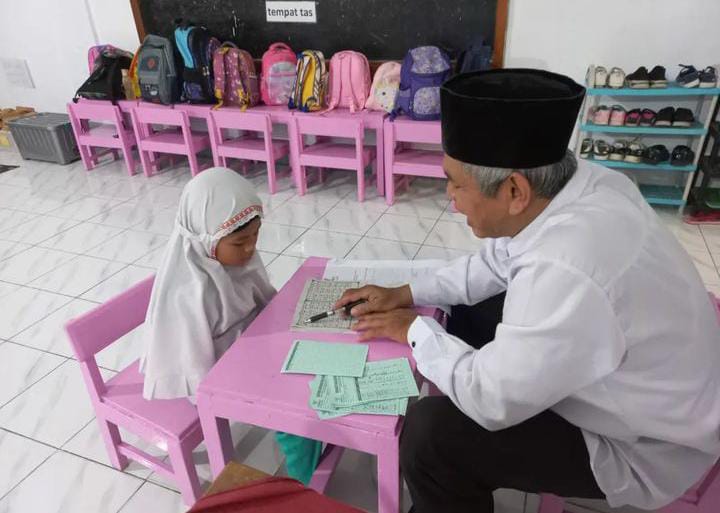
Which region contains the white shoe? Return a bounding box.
[595,66,608,88]
[608,67,626,88]
[586,65,595,88]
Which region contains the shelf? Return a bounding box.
[580,123,707,136]
[638,184,685,206]
[584,158,695,172]
[587,83,720,96]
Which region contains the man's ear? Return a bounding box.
[507,172,533,215]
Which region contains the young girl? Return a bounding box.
[140,167,320,484]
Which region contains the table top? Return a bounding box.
[198,256,417,433]
[384,114,441,126]
[292,108,386,128]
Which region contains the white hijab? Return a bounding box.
[140,167,276,400]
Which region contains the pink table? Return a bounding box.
[197,256,425,513]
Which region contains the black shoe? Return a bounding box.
[580,138,593,159]
[655,107,675,127]
[677,64,700,88]
[626,66,650,88]
[648,66,668,88]
[700,66,717,88]
[643,144,670,165]
[673,108,695,127]
[671,145,695,166]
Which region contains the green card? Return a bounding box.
[281,339,369,377]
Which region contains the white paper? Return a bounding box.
[323,259,447,287]
[266,1,317,23]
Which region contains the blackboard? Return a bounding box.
[130,0,508,65]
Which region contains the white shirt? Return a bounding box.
[408,160,720,509]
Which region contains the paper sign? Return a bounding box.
[266,1,317,23]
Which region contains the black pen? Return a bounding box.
[304,299,367,324]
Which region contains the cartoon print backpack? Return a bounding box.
[288,50,327,112]
[391,46,452,121]
[261,43,297,105]
[174,22,220,103]
[325,51,371,113]
[365,61,401,113]
[213,43,260,109]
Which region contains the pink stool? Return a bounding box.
[130,105,211,177]
[383,116,444,205]
[208,110,289,194]
[292,115,377,201]
[64,276,204,506]
[67,100,138,175]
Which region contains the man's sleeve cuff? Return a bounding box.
[407,316,446,348]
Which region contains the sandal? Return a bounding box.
[643,144,670,165]
[639,109,657,127]
[609,140,628,161]
[608,67,626,88]
[592,105,611,125]
[625,142,646,163]
[609,105,627,126]
[593,139,610,160]
[580,138,593,158]
[625,108,642,126]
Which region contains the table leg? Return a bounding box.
[197,394,234,479]
[377,437,401,513]
[308,444,344,493]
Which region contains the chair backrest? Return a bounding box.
[294,115,363,139]
[210,110,271,133]
[69,100,123,124]
[131,105,188,127]
[391,119,442,145]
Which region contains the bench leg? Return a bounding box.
[377,437,400,513]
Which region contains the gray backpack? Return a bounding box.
[137,35,181,105]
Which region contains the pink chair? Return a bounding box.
[130,105,211,177]
[67,100,138,176]
[208,110,289,194]
[383,117,444,205]
[64,276,204,506]
[292,115,377,201]
[537,294,720,513]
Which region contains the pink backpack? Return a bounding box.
[213,43,259,109]
[87,44,133,73]
[261,43,297,105]
[365,61,401,113]
[326,51,371,113]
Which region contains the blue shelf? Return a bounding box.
[584,158,695,172]
[580,123,707,135]
[638,184,685,206]
[587,83,720,96]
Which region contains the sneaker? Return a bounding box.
[626,66,650,88]
[609,140,628,161]
[649,66,668,88]
[670,145,695,166]
[592,105,611,125]
[585,65,596,88]
[639,109,656,127]
[593,139,610,160]
[673,108,695,127]
[580,138,593,158]
[655,107,675,127]
[677,64,700,88]
[643,144,670,165]
[700,66,717,88]
[625,108,642,126]
[609,105,627,126]
[608,67,626,88]
[626,142,646,163]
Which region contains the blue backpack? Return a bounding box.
[174,22,220,103]
[456,39,492,74]
[390,46,452,121]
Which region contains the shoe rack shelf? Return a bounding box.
[577,82,720,207]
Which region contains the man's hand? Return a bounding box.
[351,308,419,343]
[334,284,413,317]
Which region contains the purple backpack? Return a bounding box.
[391,46,452,121]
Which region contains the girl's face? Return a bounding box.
[214,217,261,266]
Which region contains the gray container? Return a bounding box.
[8,113,80,165]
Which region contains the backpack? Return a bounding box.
[365,61,401,113]
[325,51,371,113]
[455,39,492,74]
[87,45,132,74]
[75,50,133,101]
[212,43,259,110]
[391,46,452,121]
[137,34,182,105]
[261,43,298,106]
[288,50,327,112]
[174,22,221,103]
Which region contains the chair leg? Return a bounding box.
[78,145,95,171]
[188,152,201,177]
[374,159,384,197]
[138,149,154,178]
[267,158,278,195]
[167,440,203,506]
[298,166,308,196]
[377,437,400,513]
[111,149,121,161]
[121,144,136,176]
[96,418,128,470]
[357,165,366,202]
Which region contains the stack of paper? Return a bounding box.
[281,340,420,419]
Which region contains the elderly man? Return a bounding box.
[336,69,720,513]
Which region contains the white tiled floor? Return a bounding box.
[0,152,718,513]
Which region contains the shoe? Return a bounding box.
[580,138,593,158]
[593,139,610,160]
[608,67,626,88]
[671,145,695,166]
[585,65,596,88]
[655,107,674,127]
[625,142,646,163]
[649,66,668,88]
[609,105,627,126]
[592,105,610,125]
[627,66,650,88]
[700,66,717,88]
[639,108,656,127]
[677,64,700,88]
[609,140,628,161]
[643,144,670,165]
[673,108,695,127]
[595,66,608,87]
[625,108,642,126]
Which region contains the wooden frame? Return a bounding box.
[128,0,509,68]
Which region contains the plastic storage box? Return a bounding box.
[8,113,79,164]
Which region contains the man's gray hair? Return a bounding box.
[463,150,578,198]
